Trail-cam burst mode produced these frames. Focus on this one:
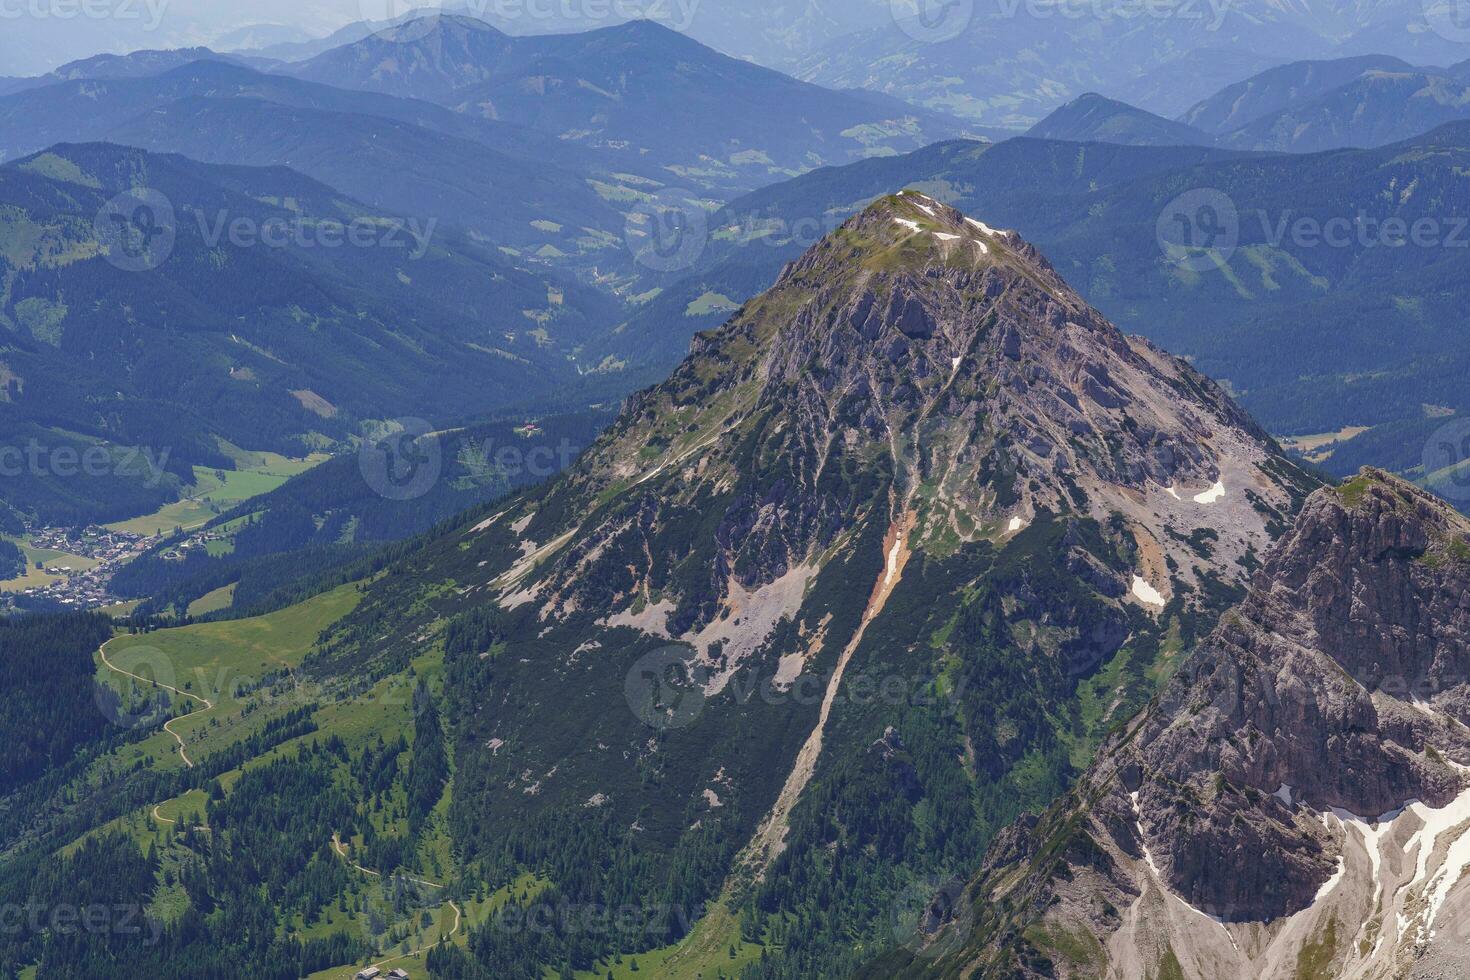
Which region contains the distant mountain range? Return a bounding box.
[283,16,982,192]
[1027,56,1470,156]
[795,0,1470,128]
[1025,94,1212,147]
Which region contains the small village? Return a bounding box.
[8,525,156,609]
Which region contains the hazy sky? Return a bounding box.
[0,0,762,74]
[0,0,430,74]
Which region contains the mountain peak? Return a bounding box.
[776,190,1056,300]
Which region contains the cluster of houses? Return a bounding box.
[158,527,231,562]
[9,525,153,609]
[355,968,411,980]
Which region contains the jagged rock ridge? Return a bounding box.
[909,471,1470,980]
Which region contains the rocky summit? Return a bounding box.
[316,190,1318,977]
[890,470,1470,979]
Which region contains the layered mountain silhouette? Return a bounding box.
[1026,94,1212,147]
[287,16,975,192]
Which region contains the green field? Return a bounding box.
[0,535,100,591]
[185,582,236,618]
[97,584,361,772]
[575,902,765,980]
[104,452,327,536]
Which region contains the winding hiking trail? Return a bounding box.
[97,637,213,768]
[331,832,463,972]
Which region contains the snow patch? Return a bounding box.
[1131,575,1166,607]
[1007,516,1025,533]
[1314,853,1347,902]
[933,231,961,241]
[951,355,963,372]
[1193,480,1226,504]
[1274,783,1295,806]
[1164,485,1181,500]
[965,217,1004,236]
[894,218,922,233]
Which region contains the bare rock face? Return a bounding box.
[529,192,1312,644]
[921,471,1470,979]
[1134,474,1470,914]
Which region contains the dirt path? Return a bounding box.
[330,833,462,971]
[97,638,214,768]
[739,510,917,877]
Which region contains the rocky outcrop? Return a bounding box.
[926,471,1470,979]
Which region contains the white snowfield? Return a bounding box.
[1131,575,1166,607]
[1115,770,1470,977]
[893,218,922,233]
[1194,480,1227,504]
[965,216,1008,237]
